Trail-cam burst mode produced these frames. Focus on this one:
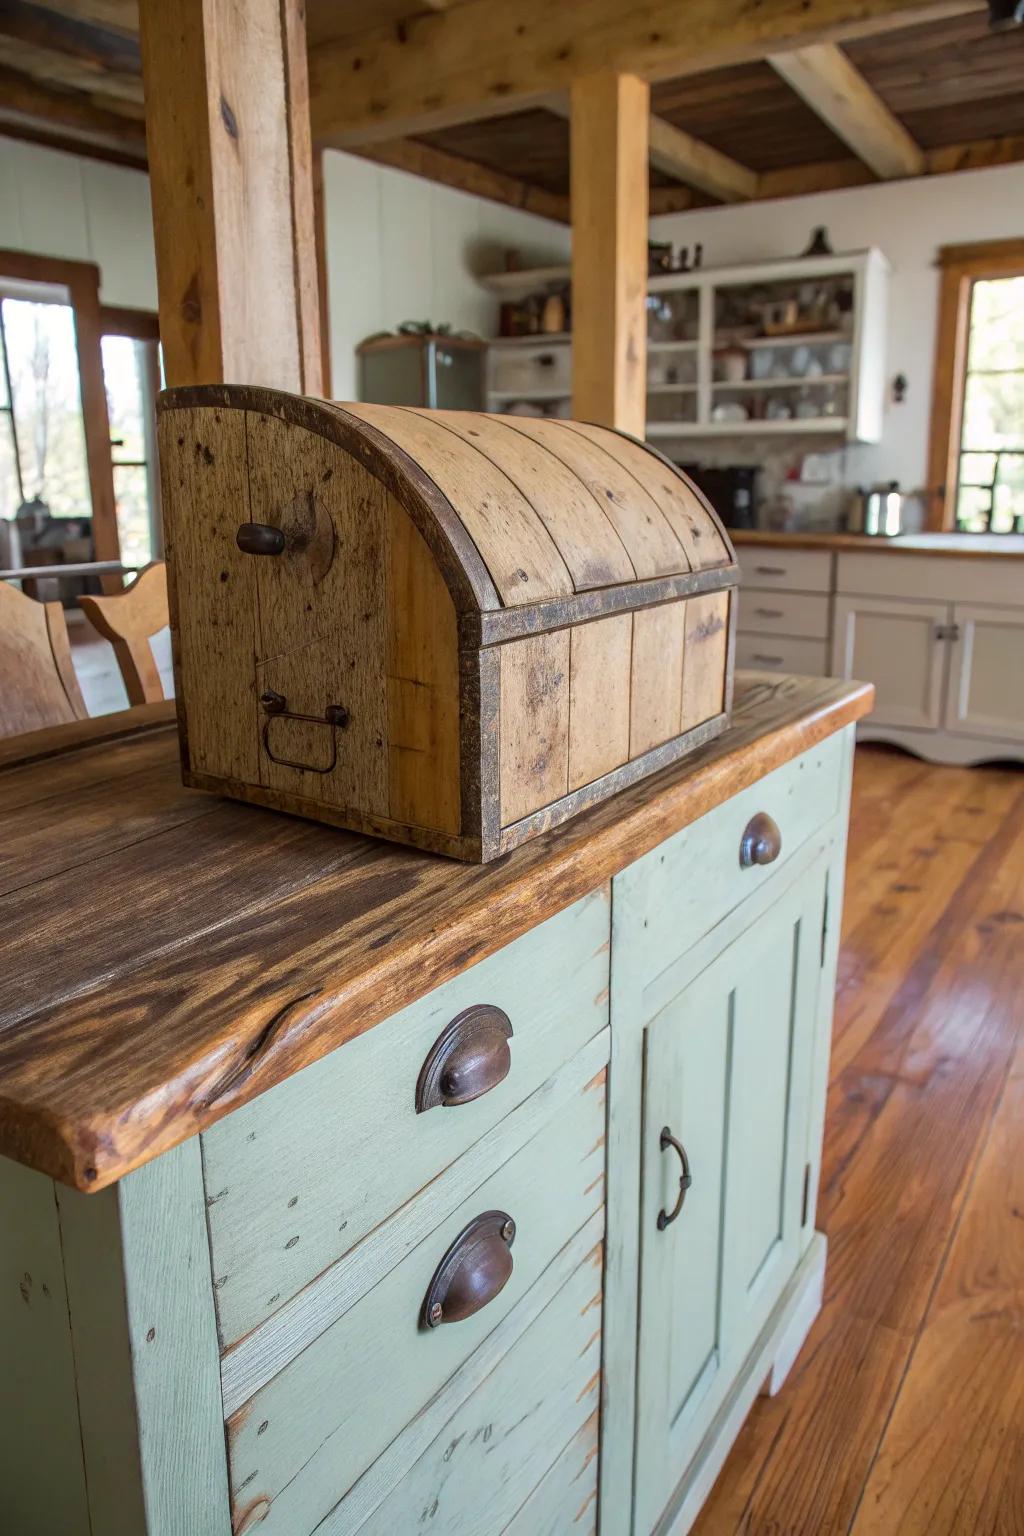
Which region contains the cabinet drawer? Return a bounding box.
[351,1246,601,1536]
[738,547,832,593]
[735,633,830,675]
[203,888,610,1350]
[738,591,830,640]
[618,735,843,990]
[225,1052,607,1536]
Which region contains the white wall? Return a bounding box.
[0,138,157,309]
[0,138,570,399]
[321,149,570,399]
[650,163,1024,500]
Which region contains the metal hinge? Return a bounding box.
[935,622,961,642]
[801,1163,812,1227]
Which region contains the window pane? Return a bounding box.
[102,333,156,566]
[3,298,92,518]
[112,463,152,567]
[967,277,1024,373]
[961,370,1024,452]
[959,450,997,486]
[0,416,20,520]
[0,319,9,409]
[955,484,991,532]
[993,453,1024,533]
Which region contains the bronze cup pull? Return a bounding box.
[415,1004,513,1113]
[739,811,782,869]
[236,522,286,556]
[422,1210,516,1327]
[657,1127,692,1232]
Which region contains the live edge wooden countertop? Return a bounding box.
[0,673,872,1193]
[732,529,1024,558]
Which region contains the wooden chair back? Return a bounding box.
[79,561,170,706]
[0,580,88,739]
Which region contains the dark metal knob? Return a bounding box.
[236,522,285,555]
[739,812,782,869]
[415,1005,513,1113]
[422,1210,515,1327]
[657,1127,692,1231]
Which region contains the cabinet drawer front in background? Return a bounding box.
[735,633,830,676]
[225,1063,607,1536]
[737,591,831,639]
[737,548,832,593]
[620,735,842,992]
[203,889,610,1350]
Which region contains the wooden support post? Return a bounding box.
[570,73,649,436]
[138,0,323,394]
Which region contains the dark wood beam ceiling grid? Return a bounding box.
[0,1,1020,222]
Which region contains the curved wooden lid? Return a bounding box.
[158,386,735,614]
[341,403,734,607]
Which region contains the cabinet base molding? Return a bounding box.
[856,724,1024,767]
[655,1232,827,1536]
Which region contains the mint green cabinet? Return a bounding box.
[633,861,827,1535]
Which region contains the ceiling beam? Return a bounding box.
[0,63,146,150]
[769,42,924,178]
[349,136,569,222]
[307,0,979,145]
[647,115,758,202]
[0,32,144,107]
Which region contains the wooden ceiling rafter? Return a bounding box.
[769,41,925,178]
[350,135,570,222]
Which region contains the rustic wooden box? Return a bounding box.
[157,387,738,861]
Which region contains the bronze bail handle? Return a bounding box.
[415,1004,513,1113]
[657,1126,692,1231]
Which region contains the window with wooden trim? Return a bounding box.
[100,307,163,568]
[928,239,1024,534]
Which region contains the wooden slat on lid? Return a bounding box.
[565,422,732,570]
[413,409,636,592]
[498,414,688,580]
[344,403,573,607]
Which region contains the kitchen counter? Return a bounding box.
[0,671,872,1192]
[732,529,1024,558]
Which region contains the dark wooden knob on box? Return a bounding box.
[739,812,782,869]
[415,1004,513,1113]
[236,522,286,556]
[657,1127,692,1231]
[422,1209,516,1327]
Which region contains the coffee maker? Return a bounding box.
[679,464,759,530]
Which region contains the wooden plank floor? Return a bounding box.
[693,744,1024,1536]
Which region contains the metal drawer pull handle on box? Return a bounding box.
[416,1004,513,1112]
[739,811,782,869]
[754,564,786,576]
[657,1128,692,1231]
[259,690,351,774]
[422,1210,516,1326]
[236,521,286,556]
[753,607,784,619]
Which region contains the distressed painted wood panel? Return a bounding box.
[159,405,260,781]
[204,890,609,1352]
[385,496,461,833]
[681,590,730,732]
[344,402,574,605]
[630,602,686,758]
[354,1248,602,1536]
[499,629,571,824]
[503,1409,600,1535]
[0,1158,90,1536]
[226,1065,606,1536]
[568,613,632,790]
[247,412,389,815]
[499,413,686,579]
[415,408,636,591]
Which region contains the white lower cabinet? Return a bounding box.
[632,860,826,1536]
[831,593,948,730]
[946,603,1024,744]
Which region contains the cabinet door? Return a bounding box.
[633,864,826,1536]
[831,593,948,729]
[944,603,1024,744]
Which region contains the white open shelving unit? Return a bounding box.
[481,249,889,445]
